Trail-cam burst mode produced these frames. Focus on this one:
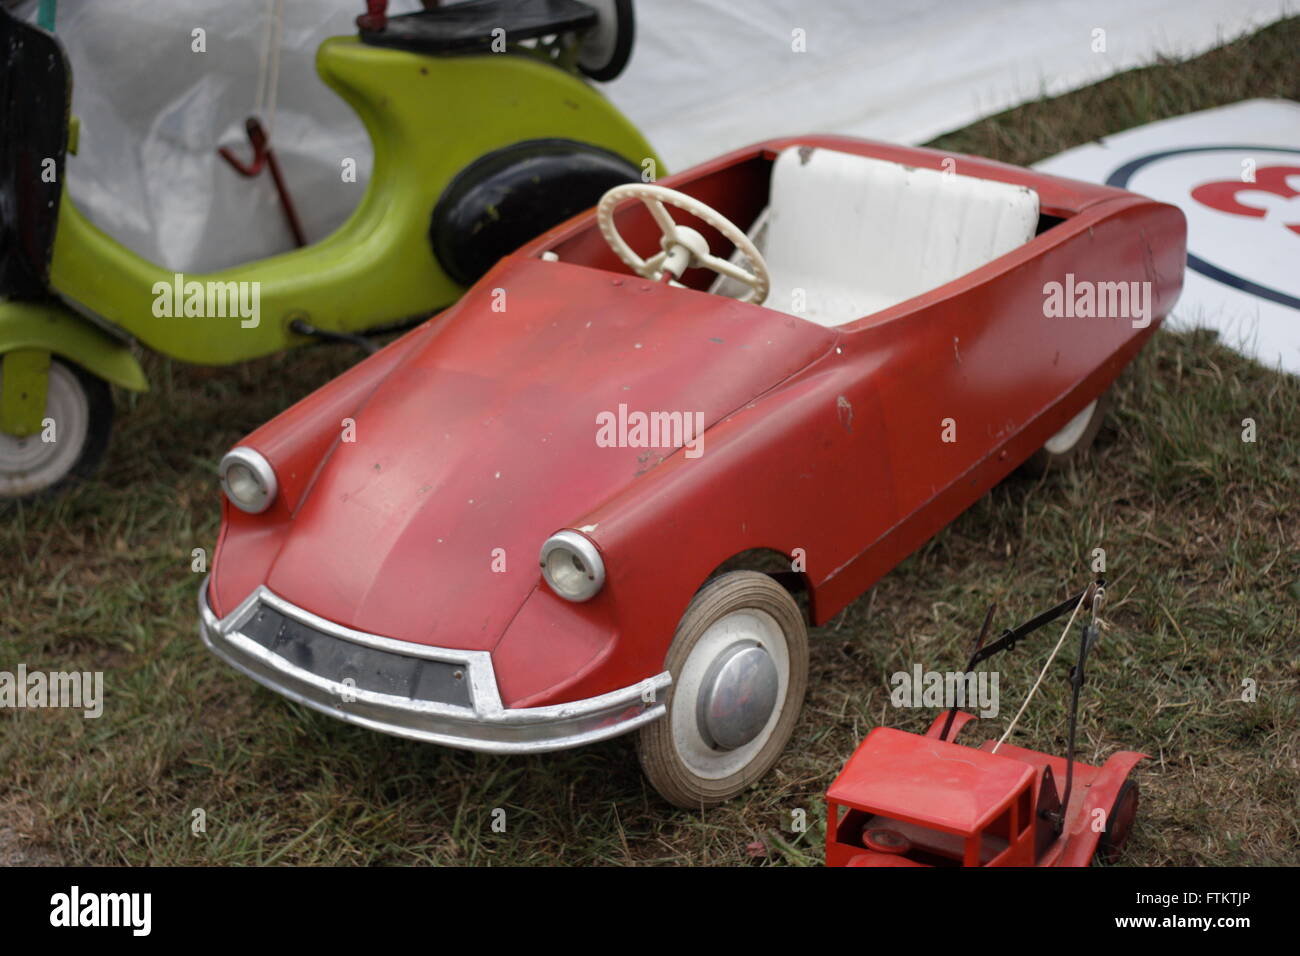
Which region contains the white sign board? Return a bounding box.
[1036,100,1300,374]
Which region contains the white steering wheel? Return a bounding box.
[596,183,770,305]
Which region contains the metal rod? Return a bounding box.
[289,319,378,354]
[938,603,996,742]
[264,146,308,247]
[1057,590,1102,832]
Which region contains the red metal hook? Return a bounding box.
[217,116,308,248]
[218,116,270,176]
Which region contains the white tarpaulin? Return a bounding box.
[9,0,424,271]
[1036,100,1300,375]
[12,0,1298,276]
[604,0,1297,166]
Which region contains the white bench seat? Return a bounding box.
[737,147,1041,327]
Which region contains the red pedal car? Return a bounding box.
[198,136,1185,807]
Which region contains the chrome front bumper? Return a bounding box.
[197,579,671,754]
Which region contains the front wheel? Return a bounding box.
[0,357,113,500]
[637,571,809,808]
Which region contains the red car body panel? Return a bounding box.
[208,135,1186,713]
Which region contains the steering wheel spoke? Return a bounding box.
[701,252,759,289]
[644,249,669,279]
[642,198,680,242]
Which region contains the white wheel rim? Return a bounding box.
[0,363,91,497]
[1043,399,1097,455]
[577,0,621,72]
[671,608,790,780]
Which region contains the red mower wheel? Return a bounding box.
[1096,779,1140,865]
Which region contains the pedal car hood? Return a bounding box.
[258,258,837,651]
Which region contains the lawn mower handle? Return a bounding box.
[936,577,1106,742]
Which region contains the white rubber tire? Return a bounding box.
[1021,388,1112,477]
[0,358,113,500]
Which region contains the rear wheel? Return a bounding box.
[0,358,113,500]
[637,571,808,808]
[1096,779,1139,865]
[576,0,635,81]
[1021,389,1112,477]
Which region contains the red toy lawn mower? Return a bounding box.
[826,579,1146,867]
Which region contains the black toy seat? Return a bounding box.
[360,0,598,54]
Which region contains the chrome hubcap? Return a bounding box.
[671,608,790,780]
[696,640,778,751]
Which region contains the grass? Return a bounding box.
[2,17,1298,866]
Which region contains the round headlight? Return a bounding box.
[539,530,605,602]
[219,447,277,514]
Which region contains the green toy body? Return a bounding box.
[0,9,658,496]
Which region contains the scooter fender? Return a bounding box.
[0,299,147,436]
